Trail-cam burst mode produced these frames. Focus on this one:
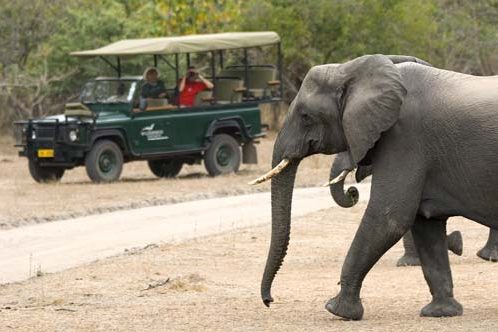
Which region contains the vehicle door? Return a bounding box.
[129,110,175,155]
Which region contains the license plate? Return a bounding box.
[37,149,54,158]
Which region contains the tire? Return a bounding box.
[28,160,65,183]
[148,159,183,178]
[85,140,123,183]
[204,134,241,176]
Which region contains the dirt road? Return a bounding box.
[0,184,371,284]
[0,203,496,331]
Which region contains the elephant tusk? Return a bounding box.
[248,159,290,185]
[322,170,350,187]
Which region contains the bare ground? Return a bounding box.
[0,133,333,229]
[0,204,496,332]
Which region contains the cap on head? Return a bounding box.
[143,67,160,80]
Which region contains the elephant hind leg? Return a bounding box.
[412,216,463,317]
[397,231,421,266]
[397,230,463,267]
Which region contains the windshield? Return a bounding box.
[80,80,138,104]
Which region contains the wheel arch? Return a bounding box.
[90,129,130,156]
[204,116,253,146]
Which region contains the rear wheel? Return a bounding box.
[204,134,241,176]
[85,140,123,183]
[28,160,65,183]
[148,159,183,178]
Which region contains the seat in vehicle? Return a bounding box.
[212,77,245,104]
[219,65,280,99]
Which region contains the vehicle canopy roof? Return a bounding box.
[71,32,280,57]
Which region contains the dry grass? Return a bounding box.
[0,204,495,331]
[0,133,334,228]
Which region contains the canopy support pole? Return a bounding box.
[175,54,179,83]
[243,48,249,99]
[219,50,224,69]
[154,55,158,67]
[175,54,180,104]
[210,51,216,81]
[99,56,120,76]
[186,53,191,68]
[277,42,283,98]
[117,56,121,77]
[157,55,176,71]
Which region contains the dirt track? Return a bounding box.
[0,203,496,331]
[0,185,371,284]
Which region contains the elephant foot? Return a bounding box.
[396,254,420,267]
[476,244,498,262]
[447,231,463,256]
[420,297,463,317]
[325,292,364,321]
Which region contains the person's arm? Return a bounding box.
[179,76,187,92]
[198,75,214,89]
[158,80,167,98]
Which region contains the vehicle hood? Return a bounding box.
[39,114,94,123]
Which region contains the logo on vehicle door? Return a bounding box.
[141,123,169,141]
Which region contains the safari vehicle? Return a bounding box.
[14,32,283,183]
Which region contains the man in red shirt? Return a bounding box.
[178,66,213,107]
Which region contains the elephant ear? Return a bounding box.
[339,55,407,164]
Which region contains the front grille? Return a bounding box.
[35,126,56,139]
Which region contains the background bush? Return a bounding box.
[0,0,496,129]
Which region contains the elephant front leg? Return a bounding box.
[477,228,498,262]
[411,216,463,317]
[325,207,415,320]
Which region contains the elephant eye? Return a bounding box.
[301,112,312,126]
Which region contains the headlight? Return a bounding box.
[69,130,78,142]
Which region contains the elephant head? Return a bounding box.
[251,54,409,307]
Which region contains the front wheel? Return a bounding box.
[204,134,241,176]
[28,160,65,183]
[148,159,183,178]
[85,140,123,183]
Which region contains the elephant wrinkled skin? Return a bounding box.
[257,54,498,320]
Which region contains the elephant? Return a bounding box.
[329,151,498,264]
[250,54,498,320]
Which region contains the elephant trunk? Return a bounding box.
[261,150,300,307]
[329,159,359,208]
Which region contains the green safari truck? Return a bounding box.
[14,32,283,183]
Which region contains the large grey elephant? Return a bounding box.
[250,54,498,320]
[330,151,498,264]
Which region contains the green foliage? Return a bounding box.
[242,0,440,92]
[0,0,497,128]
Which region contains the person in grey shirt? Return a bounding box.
[141,67,168,99]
